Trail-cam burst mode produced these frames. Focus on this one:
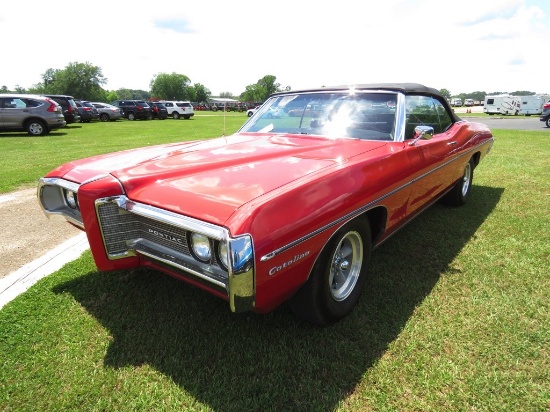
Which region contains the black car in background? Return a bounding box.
[110,100,152,120]
[540,100,550,127]
[150,102,168,119]
[75,100,99,123]
[43,94,80,124]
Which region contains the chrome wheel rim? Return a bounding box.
[329,231,363,301]
[29,123,43,135]
[461,162,472,197]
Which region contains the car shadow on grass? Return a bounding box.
[54,185,504,411]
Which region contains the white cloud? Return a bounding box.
[0,0,548,96]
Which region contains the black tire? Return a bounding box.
[127,112,136,121]
[172,112,180,120]
[442,158,474,206]
[546,118,550,128]
[26,120,48,136]
[100,113,110,122]
[288,218,372,326]
[184,115,191,120]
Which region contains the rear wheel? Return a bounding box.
[172,112,180,120]
[127,112,136,121]
[100,113,110,122]
[442,158,474,206]
[289,218,371,326]
[26,120,48,136]
[546,118,550,128]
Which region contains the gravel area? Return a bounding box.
[0,188,82,279]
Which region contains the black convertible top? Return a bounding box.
[276,83,441,96]
[271,83,461,122]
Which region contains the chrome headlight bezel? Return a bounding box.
[64,189,78,209]
[189,232,212,263]
[217,240,229,270]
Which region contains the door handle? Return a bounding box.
[447,141,457,146]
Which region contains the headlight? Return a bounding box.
[190,233,211,262]
[64,189,78,209]
[218,241,229,269]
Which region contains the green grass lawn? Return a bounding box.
[0,117,549,411]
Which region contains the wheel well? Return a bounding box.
[471,151,481,168]
[362,206,387,245]
[24,117,46,128]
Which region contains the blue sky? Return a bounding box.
[1,0,548,96]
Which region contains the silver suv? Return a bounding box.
[0,94,66,136]
[159,101,195,119]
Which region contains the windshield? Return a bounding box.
[239,91,397,141]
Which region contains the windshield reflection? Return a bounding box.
[240,92,398,141]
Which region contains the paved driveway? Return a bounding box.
[465,115,548,131]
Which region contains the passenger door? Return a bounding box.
[404,95,459,215]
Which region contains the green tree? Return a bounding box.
[193,83,211,103]
[439,89,451,100]
[240,75,283,103]
[150,72,191,100]
[104,90,119,103]
[40,62,107,100]
[116,88,150,100]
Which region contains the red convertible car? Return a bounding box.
[38,84,494,325]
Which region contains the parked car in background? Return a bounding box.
[37,83,494,326]
[91,102,123,122]
[74,100,99,123]
[150,102,168,120]
[159,101,194,119]
[450,98,462,107]
[43,94,80,124]
[247,106,259,117]
[110,100,152,120]
[0,94,66,135]
[539,100,550,127]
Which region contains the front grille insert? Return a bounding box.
[97,201,191,257]
[96,197,229,289]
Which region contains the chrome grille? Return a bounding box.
[97,201,190,257]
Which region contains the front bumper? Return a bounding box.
[37,177,255,313]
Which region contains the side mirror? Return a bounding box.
[409,125,434,146]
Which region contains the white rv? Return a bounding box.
[483,94,521,115]
[518,95,550,116]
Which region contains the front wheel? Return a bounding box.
[288,218,371,326]
[442,158,474,206]
[100,113,109,122]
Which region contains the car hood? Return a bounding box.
[61,133,387,225]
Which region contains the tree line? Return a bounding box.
[2,61,538,103]
[0,61,288,104]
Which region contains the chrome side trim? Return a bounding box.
[260,139,493,261]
